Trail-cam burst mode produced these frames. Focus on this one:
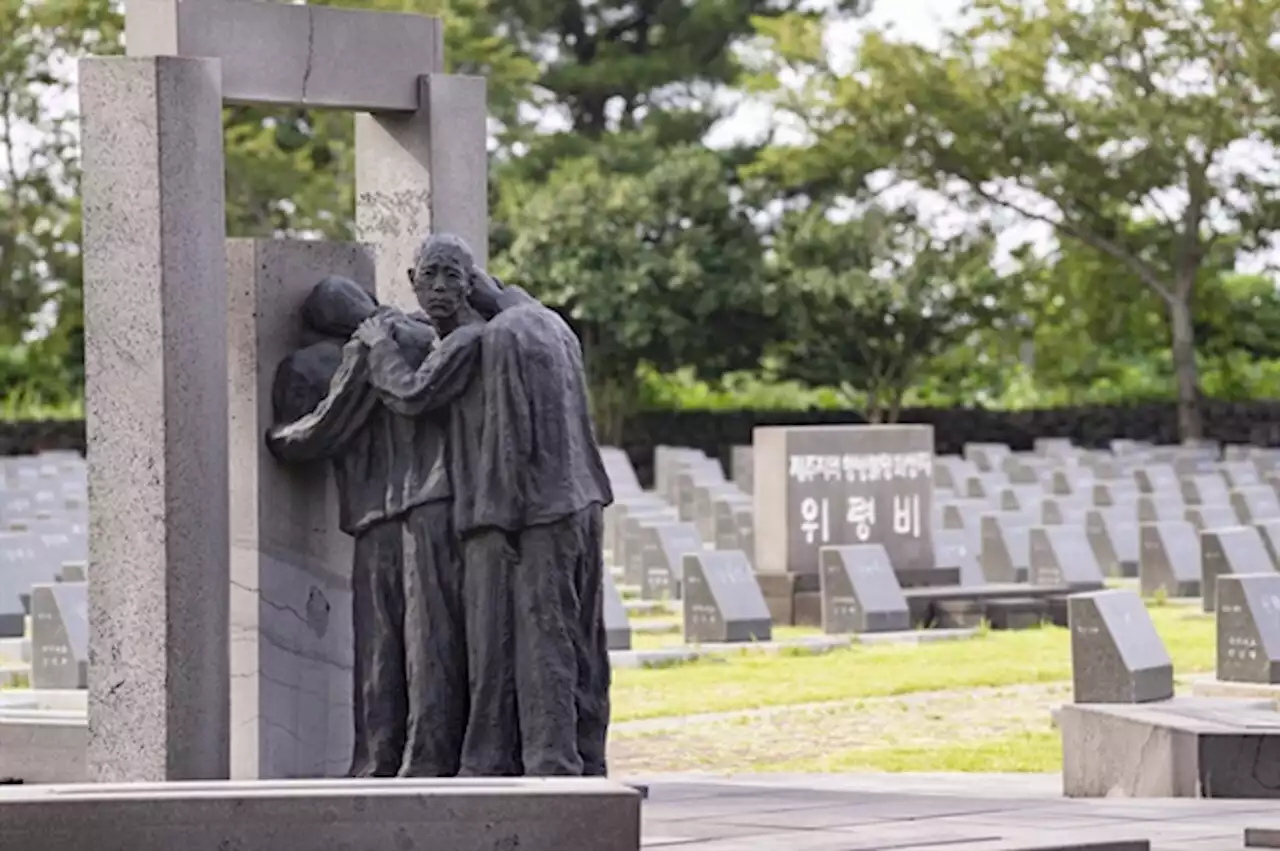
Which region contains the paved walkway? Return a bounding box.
[634,772,1276,850]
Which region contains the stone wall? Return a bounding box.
[11,399,1280,485]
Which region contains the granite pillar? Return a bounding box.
[80,56,231,782]
[226,240,377,779]
[356,72,490,307]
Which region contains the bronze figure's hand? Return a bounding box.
[354,315,391,346]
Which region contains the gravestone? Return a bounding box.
[609,496,672,566]
[619,507,679,585]
[1181,473,1231,505]
[682,551,772,644]
[819,544,910,634]
[1216,573,1280,684]
[30,582,89,690]
[731,445,754,493]
[1138,495,1185,522]
[638,522,703,600]
[0,531,46,636]
[964,442,1010,472]
[1223,460,1262,487]
[1140,521,1202,598]
[1232,486,1280,523]
[754,424,934,578]
[1186,504,1240,532]
[1029,526,1106,590]
[693,484,745,542]
[940,500,987,534]
[1042,498,1088,526]
[998,485,1041,512]
[1092,481,1138,507]
[1258,519,1280,565]
[599,447,642,497]
[934,456,979,491]
[932,528,984,586]
[1069,589,1174,703]
[1085,508,1138,578]
[733,506,755,567]
[1201,526,1275,613]
[979,513,1033,583]
[675,466,724,523]
[602,571,632,652]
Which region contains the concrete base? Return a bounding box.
[0,778,642,850]
[0,689,88,712]
[1060,697,1280,798]
[0,711,87,784]
[1187,675,1280,707]
[1247,828,1280,848]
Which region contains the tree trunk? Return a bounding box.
[1168,294,1204,441]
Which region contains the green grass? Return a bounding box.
[612,605,1214,722]
[753,729,1063,774]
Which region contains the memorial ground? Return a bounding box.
[607,598,1213,774]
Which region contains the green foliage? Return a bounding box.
[770,205,1007,421]
[637,365,849,412]
[496,143,780,438]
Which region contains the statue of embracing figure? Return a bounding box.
[267,233,614,779]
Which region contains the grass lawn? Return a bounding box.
[752,729,1064,774]
[612,603,1214,722]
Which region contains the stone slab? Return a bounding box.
[1060,697,1280,798]
[1188,676,1280,706]
[126,0,443,111]
[819,544,910,634]
[0,778,642,851]
[1139,521,1201,598]
[682,551,771,644]
[29,583,87,690]
[80,55,231,782]
[0,712,87,784]
[1200,525,1275,612]
[1247,827,1280,848]
[1216,573,1280,683]
[1068,590,1173,704]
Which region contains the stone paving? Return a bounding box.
[632,772,1277,850]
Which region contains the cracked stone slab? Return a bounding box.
[125,0,443,111]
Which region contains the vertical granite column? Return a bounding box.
[80,56,231,782]
[356,70,490,307]
[226,239,372,779]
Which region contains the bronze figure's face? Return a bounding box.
[409,234,474,327]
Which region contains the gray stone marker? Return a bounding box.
[1182,473,1231,505]
[1186,503,1240,532]
[1135,465,1179,494]
[682,551,772,644]
[819,544,910,634]
[0,531,53,636]
[693,483,745,542]
[1258,519,1280,565]
[81,55,231,783]
[998,485,1041,512]
[1092,480,1138,507]
[619,506,679,585]
[675,466,723,523]
[1029,526,1105,590]
[932,528,983,586]
[1140,520,1202,598]
[602,571,632,652]
[30,582,88,690]
[1086,508,1138,578]
[754,425,934,579]
[712,499,747,551]
[608,496,670,566]
[1138,495,1185,522]
[1201,525,1275,613]
[979,512,1033,583]
[1217,573,1280,684]
[1223,460,1262,486]
[1069,589,1173,703]
[1042,498,1088,526]
[638,522,703,600]
[1233,485,1280,523]
[730,445,753,493]
[963,442,1010,472]
[934,456,979,490]
[599,447,642,497]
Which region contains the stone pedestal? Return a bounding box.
[80,55,230,783]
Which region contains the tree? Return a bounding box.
[772,205,1003,422]
[750,0,1280,438]
[495,143,777,441]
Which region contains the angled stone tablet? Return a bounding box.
[1139,521,1202,598]
[619,508,679,586]
[1258,519,1280,565]
[998,485,1042,512]
[0,531,60,637]
[30,581,88,690]
[963,442,1010,472]
[1134,465,1179,494]
[934,456,979,490]
[1092,481,1138,507]
[940,500,987,533]
[819,544,909,634]
[1222,460,1261,487]
[1069,589,1173,703]
[607,495,669,564]
[1217,573,1280,684]
[1042,498,1088,526]
[932,528,983,586]
[1181,473,1231,505]
[599,447,643,496]
[694,484,746,542]
[675,467,723,523]
[1137,495,1185,523]
[1201,525,1275,612]
[730,445,754,492]
[602,571,632,651]
[1185,503,1241,532]
[1232,485,1280,523]
[639,522,704,600]
[979,512,1033,584]
[682,550,772,644]
[1029,526,1105,589]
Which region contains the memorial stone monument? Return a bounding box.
[1201,526,1275,613]
[1069,590,1174,704]
[1217,573,1280,684]
[1139,521,1202,598]
[30,582,89,690]
[81,0,487,781]
[819,544,910,634]
[682,551,772,644]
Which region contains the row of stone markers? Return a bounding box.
[1062,579,1280,798]
[0,452,89,692]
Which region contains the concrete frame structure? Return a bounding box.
[82,0,488,782]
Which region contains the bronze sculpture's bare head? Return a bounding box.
[409,234,476,329]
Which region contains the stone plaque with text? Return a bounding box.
[819,544,910,634]
[30,581,88,689]
[1200,525,1274,613]
[1139,521,1201,598]
[682,550,772,644]
[1029,526,1106,590]
[1069,589,1173,703]
[1217,573,1280,684]
[754,425,934,577]
[639,521,704,600]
